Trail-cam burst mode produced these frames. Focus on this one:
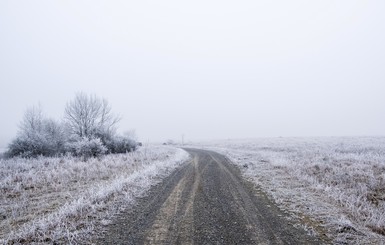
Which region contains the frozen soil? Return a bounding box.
[98,149,324,244]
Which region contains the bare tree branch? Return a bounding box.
[64,92,121,139]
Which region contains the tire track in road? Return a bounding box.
[144,155,200,244]
[98,149,324,245]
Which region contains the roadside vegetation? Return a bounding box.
[0,145,189,244]
[0,92,193,244]
[5,92,137,159]
[194,137,385,244]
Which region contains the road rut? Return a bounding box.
[98,148,322,244]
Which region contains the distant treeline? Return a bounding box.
[6,92,138,159]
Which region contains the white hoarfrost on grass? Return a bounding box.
[191,137,385,244]
[0,145,189,244]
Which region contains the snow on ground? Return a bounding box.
[0,145,189,244]
[188,137,385,244]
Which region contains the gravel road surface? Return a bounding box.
[98,148,323,244]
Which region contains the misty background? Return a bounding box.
[1,1,385,150]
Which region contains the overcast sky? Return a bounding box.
[1,1,385,148]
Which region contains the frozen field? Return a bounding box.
[191,137,385,244]
[0,145,189,244]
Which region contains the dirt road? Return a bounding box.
[98,149,322,244]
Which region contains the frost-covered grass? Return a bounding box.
[190,137,385,244]
[0,145,189,244]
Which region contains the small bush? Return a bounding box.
[7,132,64,158]
[105,136,137,154]
[7,107,66,158]
[7,135,43,158]
[65,137,107,159]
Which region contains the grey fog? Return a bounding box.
[1,0,385,150]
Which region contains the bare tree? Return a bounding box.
[19,105,44,138]
[64,93,120,139]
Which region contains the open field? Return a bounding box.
[190,137,385,244]
[0,145,189,244]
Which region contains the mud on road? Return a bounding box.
[98,149,323,244]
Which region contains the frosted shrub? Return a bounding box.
[7,134,47,158]
[105,135,137,153]
[65,137,107,159]
[7,121,66,158]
